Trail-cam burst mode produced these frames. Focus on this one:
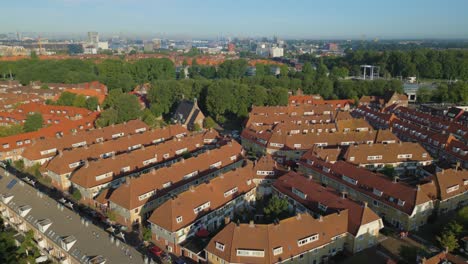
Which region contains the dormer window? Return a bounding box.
[216,242,225,252]
[176,216,183,223]
[446,185,459,193]
[373,188,383,197]
[397,199,405,207]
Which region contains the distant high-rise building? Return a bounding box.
[88,31,99,44]
[269,46,284,58]
[144,42,154,52]
[152,39,162,49]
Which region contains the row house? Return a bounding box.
[359,92,408,110]
[391,120,468,168]
[45,128,203,191]
[243,129,398,164]
[0,94,43,111]
[0,168,143,264]
[69,132,219,203]
[99,141,244,227]
[343,142,433,172]
[273,171,384,253]
[21,119,151,166]
[352,105,397,130]
[148,164,256,261]
[0,112,98,162]
[298,157,435,231]
[251,154,287,196]
[393,106,467,143]
[419,166,468,215]
[205,212,348,264]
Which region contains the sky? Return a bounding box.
[1,0,468,39]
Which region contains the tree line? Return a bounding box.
[300,49,468,80]
[2,57,465,127]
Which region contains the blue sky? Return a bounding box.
[2,0,468,39]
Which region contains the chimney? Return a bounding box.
[363,201,368,207]
[189,185,195,192]
[151,168,156,175]
[125,177,130,185]
[224,216,231,225]
[393,176,399,183]
[111,153,115,159]
[84,160,89,168]
[318,215,323,222]
[58,150,63,157]
[111,123,115,127]
[296,213,302,220]
[249,220,255,228]
[341,191,347,199]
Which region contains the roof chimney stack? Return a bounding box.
[249,220,255,228]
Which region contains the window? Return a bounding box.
[446,185,459,193]
[175,148,188,155]
[230,155,237,161]
[216,242,225,252]
[193,201,210,214]
[135,127,146,133]
[373,188,383,197]
[342,175,358,185]
[176,216,183,223]
[163,153,170,159]
[95,172,113,181]
[184,171,198,179]
[318,203,327,211]
[397,199,405,207]
[322,167,330,173]
[224,187,238,197]
[236,249,265,257]
[112,132,124,139]
[257,171,275,176]
[292,188,307,199]
[297,234,319,247]
[121,166,130,173]
[367,155,382,161]
[143,157,157,166]
[273,247,283,256]
[397,154,412,159]
[71,141,86,148]
[163,182,172,188]
[422,153,428,158]
[270,142,284,148]
[349,157,355,162]
[294,144,302,148]
[210,161,222,169]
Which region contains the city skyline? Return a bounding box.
[1,0,468,39]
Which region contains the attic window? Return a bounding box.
[273,247,283,256]
[318,203,327,212]
[193,201,210,214]
[373,188,383,197]
[297,234,319,247]
[176,216,183,223]
[224,187,238,198]
[397,199,405,207]
[446,185,459,194]
[216,242,225,252]
[342,175,358,185]
[464,180,468,186]
[292,188,307,199]
[422,153,428,158]
[349,157,355,162]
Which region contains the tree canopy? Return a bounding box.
[23,113,43,132]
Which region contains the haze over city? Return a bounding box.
[2,0,468,39]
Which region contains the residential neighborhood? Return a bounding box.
[1,2,468,263]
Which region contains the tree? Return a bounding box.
[57,91,77,106]
[40,84,49,90]
[142,226,152,242]
[193,123,202,132]
[85,96,99,111]
[437,231,459,252]
[72,94,87,108]
[267,87,289,106]
[264,195,289,219]
[457,206,468,222]
[203,116,216,129]
[445,221,463,236]
[106,210,117,222]
[13,159,25,172]
[24,113,43,132]
[72,189,82,201]
[416,87,433,103]
[30,51,38,60]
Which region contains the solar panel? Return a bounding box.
[6,179,17,189]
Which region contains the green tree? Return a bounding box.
[437,231,459,252]
[72,94,87,108]
[85,96,99,111]
[203,116,216,129]
[264,195,289,220]
[24,113,43,132]
[72,189,82,201]
[142,226,152,241]
[57,91,77,106]
[267,87,288,106]
[13,159,25,172]
[445,221,463,236]
[457,206,468,226]
[40,84,49,90]
[416,87,433,103]
[193,123,202,132]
